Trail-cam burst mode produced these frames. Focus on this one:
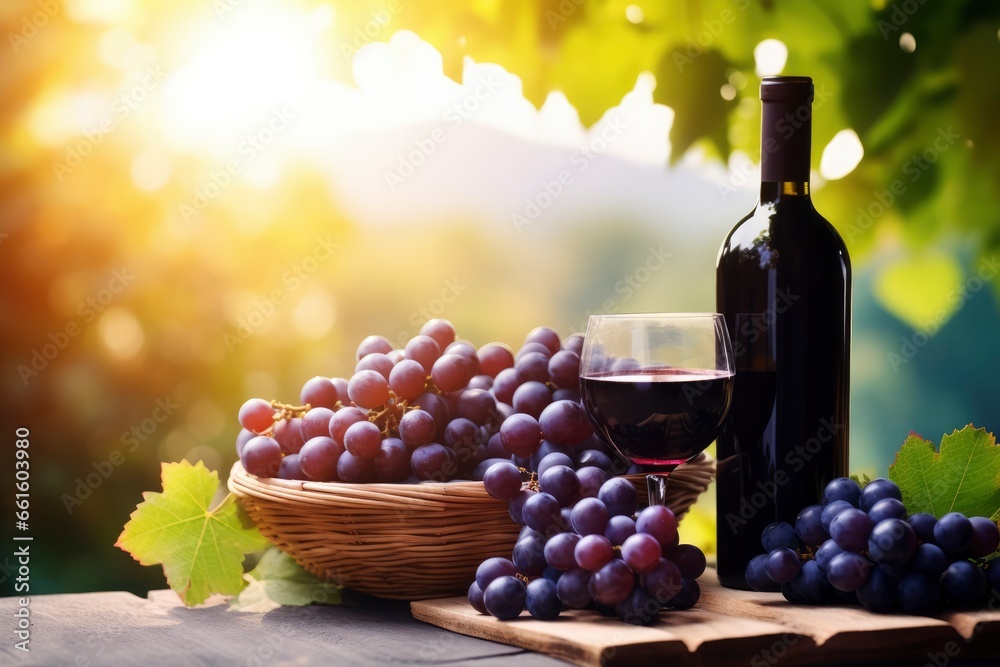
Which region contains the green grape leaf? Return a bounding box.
[888,425,1000,518]
[230,548,342,613]
[116,460,269,606]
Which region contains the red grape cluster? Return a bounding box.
[235,320,616,485]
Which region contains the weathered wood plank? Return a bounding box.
[0,590,566,666]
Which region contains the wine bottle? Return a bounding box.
[715,76,851,589]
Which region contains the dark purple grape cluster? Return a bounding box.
[745,476,1000,614]
[471,457,705,623]
[235,320,627,485]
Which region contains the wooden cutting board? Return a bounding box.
[410,569,1000,666]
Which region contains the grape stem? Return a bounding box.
[268,400,311,421]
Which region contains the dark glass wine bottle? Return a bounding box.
[715,76,851,589]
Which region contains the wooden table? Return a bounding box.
[2,587,998,666]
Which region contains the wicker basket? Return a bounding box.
[227,452,715,600]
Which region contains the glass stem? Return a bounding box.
[646,473,669,506]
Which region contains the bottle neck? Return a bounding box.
[760,180,810,203]
[760,97,812,184]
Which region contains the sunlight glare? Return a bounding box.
[820,129,864,180]
[754,39,788,77]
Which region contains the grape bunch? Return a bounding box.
[234,319,632,485]
[469,461,706,624]
[745,476,1000,614]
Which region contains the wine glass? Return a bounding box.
[579,313,735,507]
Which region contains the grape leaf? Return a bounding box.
[116,460,269,606]
[230,547,342,613]
[888,425,1000,519]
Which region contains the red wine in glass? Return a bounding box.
[580,368,733,467]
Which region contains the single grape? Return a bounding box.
[491,368,522,405]
[822,477,862,507]
[934,512,974,556]
[431,353,472,393]
[575,534,614,571]
[499,413,542,457]
[511,381,552,419]
[577,449,615,472]
[556,568,593,609]
[277,453,304,480]
[636,505,678,550]
[468,374,493,391]
[868,518,917,566]
[522,492,563,534]
[908,512,938,544]
[855,564,898,613]
[238,398,275,434]
[544,532,581,571]
[444,417,480,453]
[547,350,581,390]
[897,572,940,615]
[483,461,523,501]
[512,535,547,578]
[571,497,610,536]
[622,533,662,574]
[577,465,611,499]
[765,547,802,584]
[298,436,343,481]
[820,500,852,534]
[868,497,907,524]
[666,578,701,610]
[539,400,592,445]
[241,435,282,477]
[942,560,987,603]
[398,409,436,449]
[484,576,526,621]
[539,465,580,507]
[329,406,367,445]
[419,318,456,351]
[782,561,833,606]
[814,539,843,572]
[516,342,552,361]
[388,359,427,401]
[468,581,487,614]
[761,522,803,552]
[300,376,339,410]
[910,543,948,578]
[336,451,374,482]
[968,516,1000,558]
[404,335,442,374]
[830,508,875,552]
[273,417,305,455]
[356,335,393,360]
[826,552,872,592]
[746,554,781,592]
[524,326,561,355]
[537,452,575,478]
[477,342,515,378]
[516,350,551,384]
[859,478,902,512]
[410,443,454,481]
[476,557,518,591]
[590,559,635,606]
[665,544,707,580]
[795,504,828,547]
[598,477,638,518]
[445,341,480,376]
[641,557,685,601]
[374,437,410,482]
[456,389,497,425]
[356,352,394,382]
[300,407,335,442]
[348,370,390,409]
[562,333,585,355]
[526,578,562,620]
[605,515,638,546]
[343,420,382,459]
